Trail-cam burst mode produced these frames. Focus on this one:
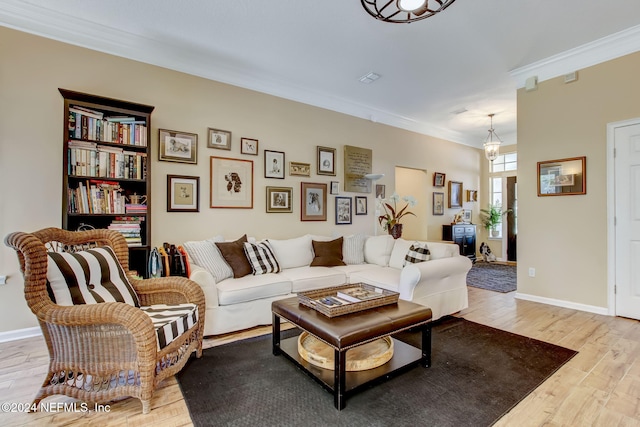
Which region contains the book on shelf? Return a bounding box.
[108,216,144,247]
[335,286,384,303]
[67,105,148,146]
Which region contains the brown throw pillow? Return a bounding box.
[311,237,346,267]
[215,235,252,278]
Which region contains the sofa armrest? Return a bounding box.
[398,256,472,299]
[189,264,220,307]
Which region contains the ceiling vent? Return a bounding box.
[359,72,381,84]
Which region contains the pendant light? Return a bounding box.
[361,0,456,24]
[483,114,502,162]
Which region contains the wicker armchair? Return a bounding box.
[4,227,205,414]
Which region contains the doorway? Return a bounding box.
[506,177,517,261]
[608,118,640,320]
[395,166,428,240]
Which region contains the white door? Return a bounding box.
[615,122,640,319]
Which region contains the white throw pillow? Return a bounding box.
[183,237,233,283]
[363,235,395,267]
[404,242,431,266]
[343,234,367,265]
[268,235,314,269]
[388,238,413,269]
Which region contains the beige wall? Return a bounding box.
[517,51,640,309]
[0,27,481,333]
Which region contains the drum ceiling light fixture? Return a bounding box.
[361,0,456,24]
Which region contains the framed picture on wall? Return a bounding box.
[264,150,285,179]
[433,192,444,215]
[448,181,463,208]
[241,138,259,155]
[330,181,339,194]
[467,189,478,202]
[208,128,232,150]
[266,186,293,213]
[167,175,199,212]
[210,156,253,208]
[376,184,386,199]
[537,156,586,196]
[290,161,311,177]
[317,146,336,176]
[462,209,472,223]
[335,197,352,225]
[301,182,327,221]
[159,129,198,164]
[355,196,367,215]
[433,172,446,187]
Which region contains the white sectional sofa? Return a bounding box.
[184,234,472,336]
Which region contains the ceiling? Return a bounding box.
[2,0,640,148]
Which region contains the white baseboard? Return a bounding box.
[514,292,609,316]
[0,326,42,343]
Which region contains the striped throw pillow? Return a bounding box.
[404,243,431,266]
[183,237,233,283]
[343,234,367,265]
[46,246,140,307]
[244,241,281,275]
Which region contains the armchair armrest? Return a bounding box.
[398,256,472,299]
[131,276,205,308]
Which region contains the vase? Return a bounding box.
[388,224,403,239]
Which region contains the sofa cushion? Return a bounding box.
[215,235,252,278]
[140,303,198,350]
[311,237,346,267]
[281,266,347,293]
[268,235,314,269]
[216,274,292,305]
[244,241,281,275]
[404,243,431,265]
[46,246,140,307]
[364,235,395,266]
[388,238,413,269]
[343,234,367,265]
[426,242,458,260]
[332,263,380,283]
[183,236,233,283]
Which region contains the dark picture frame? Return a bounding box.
[207,128,232,150]
[433,172,446,187]
[433,192,444,215]
[159,129,198,164]
[537,156,586,196]
[210,156,254,209]
[317,146,336,176]
[301,182,327,221]
[355,196,367,215]
[335,197,352,225]
[376,184,386,199]
[240,138,259,155]
[167,175,199,212]
[266,186,293,213]
[448,181,463,208]
[264,150,285,179]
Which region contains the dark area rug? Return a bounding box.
[177,317,576,427]
[467,261,517,293]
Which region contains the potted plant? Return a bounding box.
[479,204,511,237]
[377,192,417,239]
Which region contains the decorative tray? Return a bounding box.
[297,283,399,318]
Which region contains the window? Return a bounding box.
[488,152,517,239]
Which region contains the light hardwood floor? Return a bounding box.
[1,287,639,426]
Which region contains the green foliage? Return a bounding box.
[479,204,512,230]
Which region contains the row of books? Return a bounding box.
[68,180,128,214]
[68,140,147,179]
[68,105,148,146]
[108,217,145,247]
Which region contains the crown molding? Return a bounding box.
[0,0,471,146]
[510,24,640,88]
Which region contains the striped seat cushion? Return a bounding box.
[140,303,199,350]
[46,246,140,307]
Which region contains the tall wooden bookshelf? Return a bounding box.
[59,89,155,277]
